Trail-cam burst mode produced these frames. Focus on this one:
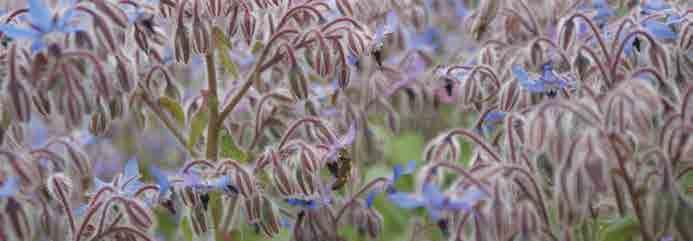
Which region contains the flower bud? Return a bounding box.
[89,108,110,137]
[244,194,262,224]
[192,15,211,55]
[3,198,33,241]
[61,93,84,128]
[295,167,316,196]
[259,195,280,238]
[241,10,256,46]
[233,168,257,198]
[190,206,208,236]
[364,208,383,239]
[7,80,31,123]
[115,55,135,93]
[175,25,192,63]
[32,91,52,117]
[46,173,73,203]
[272,159,295,197]
[124,199,154,230]
[108,97,124,120]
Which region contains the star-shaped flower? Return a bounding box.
[0,0,83,51]
[387,183,486,220]
[512,62,570,98]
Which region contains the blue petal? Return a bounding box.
[124,158,140,181]
[183,172,202,187]
[644,21,676,40]
[123,179,144,195]
[642,0,670,13]
[73,204,88,217]
[28,0,53,32]
[412,27,441,50]
[56,8,78,33]
[511,65,530,83]
[365,191,378,208]
[455,1,468,18]
[31,40,47,52]
[392,160,416,182]
[422,183,445,207]
[0,24,41,39]
[150,165,170,198]
[208,175,233,192]
[446,188,486,212]
[387,192,424,208]
[483,111,506,123]
[385,10,399,31]
[0,176,19,198]
[286,198,318,209]
[93,176,110,190]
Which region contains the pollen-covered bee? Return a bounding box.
[326,147,352,190]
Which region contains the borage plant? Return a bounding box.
[0,0,692,241]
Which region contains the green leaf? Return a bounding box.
[212,27,240,80]
[209,192,224,226]
[219,129,248,161]
[181,216,195,241]
[154,207,177,241]
[158,96,185,126]
[385,132,425,166]
[599,215,639,241]
[189,109,209,149]
[251,41,264,55]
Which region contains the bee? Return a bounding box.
[326,147,352,190]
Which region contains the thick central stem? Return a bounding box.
[205,52,220,161]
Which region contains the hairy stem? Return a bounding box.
[141,93,200,157]
[206,53,220,161]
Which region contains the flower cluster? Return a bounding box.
[0,0,692,241]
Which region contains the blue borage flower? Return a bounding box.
[578,0,614,27]
[362,160,417,209]
[512,62,570,97]
[387,182,486,220]
[285,191,333,210]
[480,111,507,135]
[0,0,83,52]
[92,158,144,197]
[182,171,237,195]
[623,18,678,55]
[149,164,171,199]
[640,0,672,15]
[0,175,19,198]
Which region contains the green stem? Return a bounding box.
[141,93,200,157]
[205,52,220,161]
[217,64,259,127]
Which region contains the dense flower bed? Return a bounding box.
[0,0,691,241]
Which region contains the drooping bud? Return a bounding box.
[233,167,257,198]
[32,91,52,118]
[295,167,316,196]
[7,81,31,123]
[175,25,192,63]
[123,198,154,230]
[364,208,383,239]
[115,55,135,93]
[89,106,110,137]
[190,206,209,236]
[259,195,281,238]
[244,194,263,224]
[192,12,211,54]
[272,158,295,197]
[46,173,74,204]
[241,10,256,46]
[3,198,33,241]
